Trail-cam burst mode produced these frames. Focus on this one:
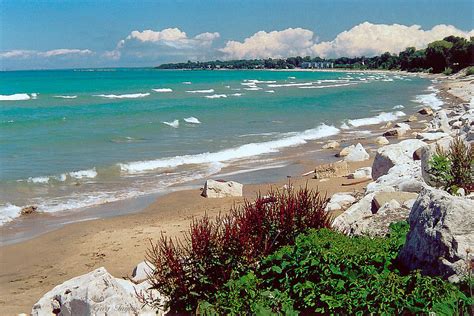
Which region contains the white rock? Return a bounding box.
[329,193,356,208]
[31,267,162,316]
[375,136,389,145]
[372,139,426,180]
[131,261,155,284]
[399,187,474,282]
[403,198,416,209]
[202,180,243,198]
[344,143,369,162]
[332,193,375,234]
[430,110,451,133]
[394,122,411,130]
[383,127,408,137]
[325,202,342,212]
[348,167,372,179]
[322,141,340,149]
[416,132,449,141]
[338,144,355,157]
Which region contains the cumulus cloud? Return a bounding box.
[0,48,93,59]
[310,22,474,57]
[220,28,314,59]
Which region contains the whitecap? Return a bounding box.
[393,105,404,109]
[0,93,31,101]
[184,117,201,124]
[231,93,243,96]
[186,89,214,94]
[346,111,406,128]
[267,82,314,88]
[27,176,50,184]
[163,119,180,128]
[54,95,78,99]
[413,89,443,110]
[0,204,22,225]
[69,168,98,179]
[182,81,192,84]
[265,90,275,93]
[119,123,340,174]
[152,88,173,93]
[94,93,150,99]
[205,94,227,99]
[244,87,262,91]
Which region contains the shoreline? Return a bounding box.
[1,73,472,314]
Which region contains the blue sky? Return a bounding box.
[1,0,473,70]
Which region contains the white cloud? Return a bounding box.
[220,28,314,59]
[39,49,93,57]
[310,22,474,58]
[0,48,93,59]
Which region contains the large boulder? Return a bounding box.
[313,161,349,179]
[419,137,453,187]
[332,193,375,234]
[398,187,474,282]
[372,139,426,180]
[344,143,369,162]
[131,261,155,284]
[368,161,425,193]
[429,110,451,133]
[201,180,243,198]
[348,167,372,179]
[31,267,162,315]
[372,191,418,211]
[325,193,356,212]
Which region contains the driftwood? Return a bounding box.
[341,178,372,186]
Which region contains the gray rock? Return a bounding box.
[322,141,340,149]
[430,110,451,133]
[344,143,369,162]
[202,179,243,198]
[348,167,372,179]
[418,107,434,115]
[416,132,449,141]
[383,127,408,138]
[332,193,375,234]
[372,191,419,211]
[398,187,474,282]
[372,139,426,180]
[375,136,390,145]
[31,267,162,316]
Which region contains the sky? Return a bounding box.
[0,0,473,70]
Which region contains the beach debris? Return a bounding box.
[313,161,349,179]
[344,143,369,162]
[398,186,474,282]
[418,107,434,115]
[31,267,164,315]
[322,140,340,149]
[372,139,426,180]
[375,136,390,145]
[348,167,372,179]
[201,179,243,198]
[131,261,156,284]
[21,205,38,216]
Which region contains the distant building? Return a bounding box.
[301,62,334,69]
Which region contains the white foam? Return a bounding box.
[393,105,405,109]
[69,168,98,179]
[163,119,179,128]
[0,204,22,225]
[243,79,276,84]
[94,93,150,99]
[27,176,50,184]
[0,93,31,101]
[265,90,275,93]
[413,88,443,110]
[186,89,214,94]
[299,83,356,89]
[244,87,262,91]
[31,93,38,99]
[231,93,243,96]
[119,123,340,174]
[182,81,192,85]
[184,117,201,124]
[288,76,296,79]
[205,94,227,99]
[267,82,314,88]
[346,111,406,127]
[54,95,78,99]
[152,88,173,93]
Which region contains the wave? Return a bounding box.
[299,83,357,89]
[243,80,276,84]
[267,82,313,88]
[413,87,443,110]
[244,87,262,91]
[186,89,214,94]
[54,95,78,99]
[119,123,340,174]
[0,93,32,101]
[163,119,179,128]
[0,204,22,225]
[152,88,173,93]
[393,104,404,109]
[345,111,406,128]
[27,176,50,184]
[205,94,227,99]
[94,93,150,99]
[231,93,243,96]
[69,168,98,179]
[265,90,275,93]
[182,81,192,84]
[184,117,201,124]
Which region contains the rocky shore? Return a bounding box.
[2,72,472,315]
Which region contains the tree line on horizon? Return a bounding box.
[156,36,473,74]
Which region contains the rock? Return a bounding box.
[375,136,389,145]
[201,179,243,198]
[326,202,343,212]
[416,132,449,141]
[398,179,424,193]
[370,161,424,193]
[372,191,419,211]
[332,193,375,234]
[394,122,411,130]
[371,139,426,180]
[21,205,38,216]
[406,115,418,122]
[383,127,408,137]
[403,198,416,209]
[418,107,434,115]
[337,144,355,157]
[398,187,474,282]
[322,141,340,149]
[314,161,349,179]
[31,267,162,316]
[348,167,372,179]
[430,110,451,133]
[326,193,356,211]
[344,143,369,162]
[419,137,453,187]
[131,261,155,284]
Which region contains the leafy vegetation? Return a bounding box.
[157,36,474,74]
[429,137,474,194]
[200,223,473,315]
[140,186,330,312]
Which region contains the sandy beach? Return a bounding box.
[0,72,472,315]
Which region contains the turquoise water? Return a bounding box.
[0,69,432,224]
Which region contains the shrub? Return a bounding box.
[429,137,474,194]
[443,67,453,75]
[141,186,330,312]
[202,223,473,315]
[466,66,474,76]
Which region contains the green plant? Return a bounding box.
[466,66,474,76]
[429,137,474,194]
[443,67,453,75]
[202,223,473,315]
